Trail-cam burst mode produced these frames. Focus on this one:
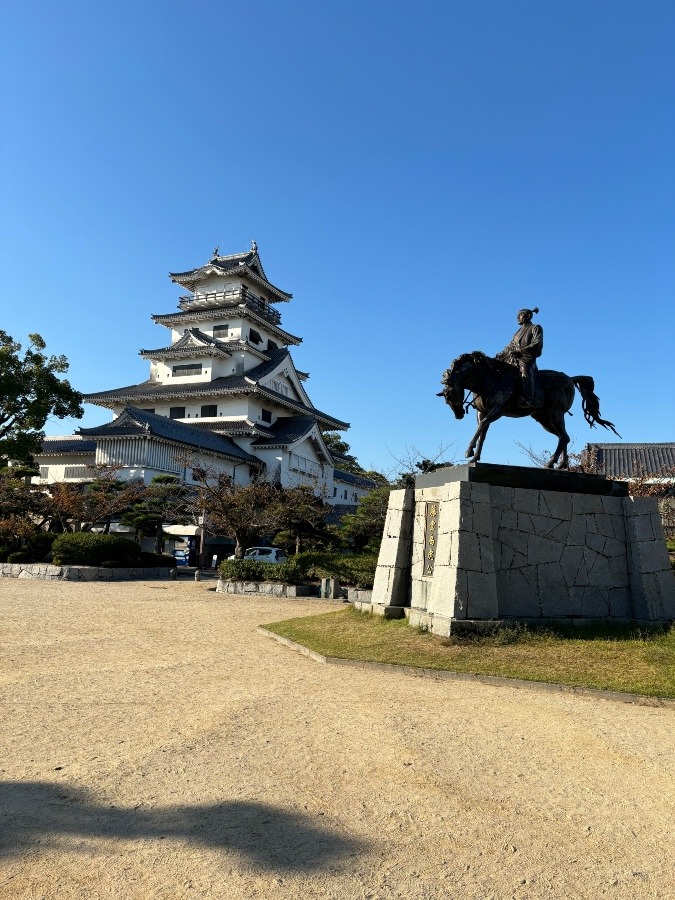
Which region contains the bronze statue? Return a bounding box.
[496,307,543,408]
[438,310,619,469]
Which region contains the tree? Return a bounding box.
[190,468,287,558]
[48,467,148,533]
[121,475,192,550]
[337,484,392,553]
[274,485,329,554]
[0,332,83,464]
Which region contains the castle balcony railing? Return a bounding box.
[178,288,282,325]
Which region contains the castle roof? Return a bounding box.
[333,468,379,489]
[83,349,349,431]
[78,407,260,465]
[38,436,98,456]
[151,308,302,346]
[140,328,270,362]
[169,243,292,301]
[251,415,318,448]
[587,442,675,479]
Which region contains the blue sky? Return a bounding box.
[1,1,673,477]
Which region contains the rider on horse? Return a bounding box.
[496,307,543,408]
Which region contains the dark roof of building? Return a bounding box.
[78,407,260,464]
[324,503,358,525]
[252,416,318,448]
[169,244,292,300]
[333,468,378,489]
[83,348,349,430]
[140,328,243,359]
[39,437,97,455]
[150,308,303,347]
[588,443,675,478]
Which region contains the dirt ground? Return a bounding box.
[1,579,674,900]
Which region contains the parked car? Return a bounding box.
[228,547,288,564]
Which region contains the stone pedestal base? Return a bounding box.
[365,464,675,634]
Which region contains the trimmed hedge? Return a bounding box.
[140,551,177,568]
[51,533,142,567]
[219,552,377,589]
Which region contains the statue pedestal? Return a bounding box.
[355,464,675,634]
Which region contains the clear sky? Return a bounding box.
[1,1,673,477]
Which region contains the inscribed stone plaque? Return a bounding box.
[423,501,438,577]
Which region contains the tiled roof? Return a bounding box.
[587,443,675,478]
[39,437,97,455]
[79,407,260,464]
[140,328,241,358]
[325,503,358,524]
[169,244,292,300]
[252,416,317,447]
[150,309,303,347]
[83,348,349,430]
[333,468,378,489]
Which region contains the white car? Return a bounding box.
[229,547,288,564]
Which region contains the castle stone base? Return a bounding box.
[355,464,675,634]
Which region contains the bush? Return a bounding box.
[139,551,177,568]
[0,544,19,563]
[218,552,377,588]
[51,533,142,567]
[7,550,32,564]
[24,532,57,562]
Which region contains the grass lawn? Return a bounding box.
[265,608,675,697]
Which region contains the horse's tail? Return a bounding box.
[572,376,621,437]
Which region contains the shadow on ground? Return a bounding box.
[0,781,368,872]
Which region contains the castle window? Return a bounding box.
[201,404,217,417]
[261,408,272,423]
[213,324,229,339]
[172,364,202,377]
[249,329,262,345]
[169,407,186,419]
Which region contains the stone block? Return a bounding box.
[517,513,536,534]
[608,587,632,618]
[498,529,529,556]
[467,570,498,618]
[472,501,493,537]
[587,532,607,554]
[655,570,675,618]
[588,554,616,587]
[527,534,563,565]
[456,531,481,572]
[513,489,539,515]
[601,495,623,515]
[623,496,655,518]
[572,493,604,515]
[607,555,629,586]
[560,546,584,586]
[489,485,514,509]
[469,482,491,503]
[547,520,571,543]
[603,537,627,558]
[478,533,495,573]
[539,562,572,616]
[626,514,655,543]
[499,509,518,531]
[579,586,610,617]
[568,514,589,546]
[631,540,672,575]
[540,491,572,520]
[595,513,616,539]
[496,568,541,617]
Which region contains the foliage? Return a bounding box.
[273,485,329,554]
[49,468,148,533]
[51,532,142,566]
[0,331,83,464]
[266,610,675,698]
[219,550,377,588]
[336,485,391,553]
[139,551,177,568]
[120,475,192,549]
[7,550,32,563]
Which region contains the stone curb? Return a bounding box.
[256,627,675,710]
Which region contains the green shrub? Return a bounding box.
[0,544,19,563]
[218,552,377,588]
[24,532,57,562]
[139,551,177,568]
[7,550,32,564]
[99,560,122,568]
[52,533,142,567]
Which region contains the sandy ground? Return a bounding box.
[1,580,674,900]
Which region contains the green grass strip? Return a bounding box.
[265,608,675,698]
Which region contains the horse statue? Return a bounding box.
[438,351,620,469]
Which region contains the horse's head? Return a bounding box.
[437,354,473,419]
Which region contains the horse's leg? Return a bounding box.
[531,408,570,469]
[467,405,506,463]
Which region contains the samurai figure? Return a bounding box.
[496,307,543,408]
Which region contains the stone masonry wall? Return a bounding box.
[0,563,176,581]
